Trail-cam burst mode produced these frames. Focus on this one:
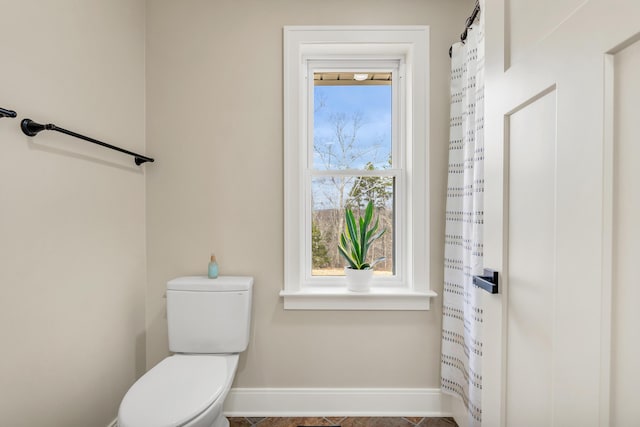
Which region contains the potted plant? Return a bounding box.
[338,200,386,292]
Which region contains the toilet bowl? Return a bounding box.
[118,354,238,427]
[118,276,253,427]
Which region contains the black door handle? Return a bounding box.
[472,269,499,294]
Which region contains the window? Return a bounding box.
[311,67,397,280]
[282,26,434,310]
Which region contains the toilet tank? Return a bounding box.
[166,276,253,354]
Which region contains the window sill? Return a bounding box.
[279,287,437,310]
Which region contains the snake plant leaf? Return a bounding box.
[368,229,386,245]
[360,223,369,264]
[345,208,360,259]
[370,257,386,268]
[338,244,358,269]
[360,201,377,263]
[364,200,374,225]
[359,217,368,261]
[365,217,380,242]
[339,231,362,269]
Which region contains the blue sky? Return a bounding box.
[313,84,391,170]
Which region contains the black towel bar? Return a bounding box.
[21,118,154,165]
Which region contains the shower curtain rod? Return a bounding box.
[449,0,481,58]
[0,107,17,118]
[20,118,154,165]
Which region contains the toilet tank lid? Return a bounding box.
[167,276,253,292]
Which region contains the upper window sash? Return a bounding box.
[305,59,404,171]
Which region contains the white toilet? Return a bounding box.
[118,276,253,427]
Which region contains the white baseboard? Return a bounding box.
[106,418,118,427]
[223,388,452,417]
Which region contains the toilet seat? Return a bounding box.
[118,355,231,427]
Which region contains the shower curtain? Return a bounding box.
[441,11,485,427]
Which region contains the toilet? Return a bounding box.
[118,276,253,427]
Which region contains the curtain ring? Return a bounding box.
[460,28,468,42]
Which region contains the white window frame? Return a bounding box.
[281,26,435,310]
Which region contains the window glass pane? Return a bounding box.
[313,73,392,171]
[311,175,394,276]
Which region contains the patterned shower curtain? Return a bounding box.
[441,9,485,427]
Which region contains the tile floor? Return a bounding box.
[228,417,458,427]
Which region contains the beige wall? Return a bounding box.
[0,1,146,426]
[146,0,470,388]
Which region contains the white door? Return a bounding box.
[482,1,640,426]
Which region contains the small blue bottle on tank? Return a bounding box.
[208,254,219,279]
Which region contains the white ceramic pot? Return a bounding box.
[344,267,374,292]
